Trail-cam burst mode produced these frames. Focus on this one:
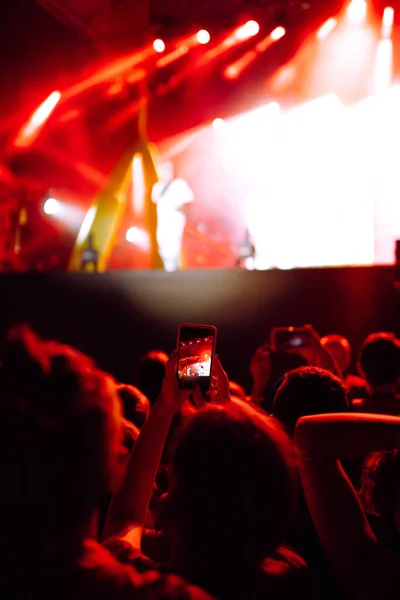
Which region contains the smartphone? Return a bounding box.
[270,326,313,353]
[177,323,217,391]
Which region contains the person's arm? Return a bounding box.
[294,414,400,582]
[293,326,343,379]
[169,179,194,211]
[250,345,271,404]
[296,413,400,458]
[102,353,183,548]
[313,344,342,378]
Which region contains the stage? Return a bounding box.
[1,265,398,391]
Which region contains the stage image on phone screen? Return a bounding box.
[178,327,215,385]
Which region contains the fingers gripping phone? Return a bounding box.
[177,324,217,392]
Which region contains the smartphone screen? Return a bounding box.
[177,324,217,390]
[270,327,310,352]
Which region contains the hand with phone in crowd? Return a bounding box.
[281,325,342,378]
[175,322,230,411]
[104,322,224,543]
[250,325,342,405]
[189,355,232,410]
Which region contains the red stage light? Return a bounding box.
[212,117,226,129]
[225,25,284,81]
[44,198,61,216]
[382,7,394,38]
[347,0,367,24]
[15,91,61,148]
[156,45,189,68]
[224,65,240,79]
[153,39,166,53]
[270,26,286,41]
[107,80,124,96]
[383,6,394,27]
[197,29,211,44]
[224,51,256,80]
[234,20,260,41]
[317,18,337,40]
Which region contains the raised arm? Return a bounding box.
[294,414,400,584]
[295,326,343,379]
[296,413,400,457]
[102,354,182,547]
[250,345,271,404]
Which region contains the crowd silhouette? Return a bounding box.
[1,322,400,599]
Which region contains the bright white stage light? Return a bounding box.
[197,29,211,44]
[216,103,281,202]
[374,39,393,93]
[235,20,260,41]
[347,0,367,24]
[382,7,394,38]
[44,198,61,216]
[317,18,337,39]
[126,227,150,250]
[44,195,84,228]
[76,206,97,245]
[270,26,286,41]
[212,117,226,130]
[153,39,166,53]
[15,91,61,148]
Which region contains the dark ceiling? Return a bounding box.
[35,1,312,44]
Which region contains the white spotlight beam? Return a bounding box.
[347,0,367,24]
[317,18,338,40]
[382,7,394,38]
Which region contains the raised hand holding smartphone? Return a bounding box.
[176,323,217,393]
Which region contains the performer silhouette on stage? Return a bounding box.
[80,234,99,272]
[152,162,194,272]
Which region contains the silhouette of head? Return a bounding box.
[0,325,122,555]
[159,401,296,590]
[360,450,400,519]
[273,366,350,436]
[117,384,150,428]
[321,334,351,374]
[358,333,400,388]
[138,350,169,407]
